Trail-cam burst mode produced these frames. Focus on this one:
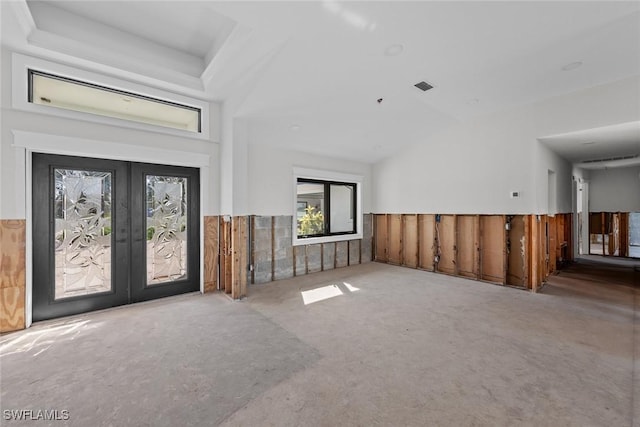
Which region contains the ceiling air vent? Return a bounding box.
[414,81,433,91]
[582,154,638,164]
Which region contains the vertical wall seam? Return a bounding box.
[271,216,275,283]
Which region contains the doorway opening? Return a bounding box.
[588,211,638,259]
[630,212,640,258]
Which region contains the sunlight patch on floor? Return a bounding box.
[0,319,101,358]
[301,284,343,305]
[301,282,361,305]
[343,282,360,292]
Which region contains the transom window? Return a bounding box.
[28,70,201,133]
[297,178,357,238]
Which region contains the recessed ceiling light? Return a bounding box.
[289,124,301,132]
[384,44,404,56]
[562,61,583,71]
[467,98,479,105]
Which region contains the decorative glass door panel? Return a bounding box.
[33,154,200,322]
[54,169,113,299]
[146,176,188,284]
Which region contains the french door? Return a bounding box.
[32,153,200,322]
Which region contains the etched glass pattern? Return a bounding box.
[146,176,188,284]
[54,169,112,299]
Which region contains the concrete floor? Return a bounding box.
[1,260,637,426]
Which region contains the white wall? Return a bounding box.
[373,75,639,215]
[589,165,640,212]
[0,48,222,219]
[536,142,572,214]
[373,106,537,214]
[247,143,372,216]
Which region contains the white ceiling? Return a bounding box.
[539,121,640,168]
[2,1,640,164]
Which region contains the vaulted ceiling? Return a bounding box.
[2,1,639,164]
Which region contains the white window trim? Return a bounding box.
[12,53,211,140]
[292,167,363,246]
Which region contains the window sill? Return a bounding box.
[293,232,363,247]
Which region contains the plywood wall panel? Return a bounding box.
[541,216,549,282]
[375,215,388,262]
[402,215,418,268]
[1,287,25,332]
[418,215,435,271]
[619,213,629,257]
[480,215,505,283]
[219,217,232,293]
[564,214,573,260]
[437,215,456,275]
[0,220,26,332]
[507,216,527,287]
[548,216,557,274]
[204,216,219,293]
[0,220,26,290]
[231,216,248,299]
[388,214,402,265]
[456,215,479,279]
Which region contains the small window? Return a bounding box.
[297,178,357,238]
[28,70,201,133]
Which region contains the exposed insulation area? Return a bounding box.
[374,213,573,292]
